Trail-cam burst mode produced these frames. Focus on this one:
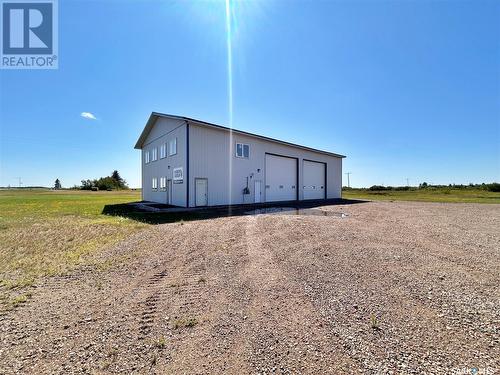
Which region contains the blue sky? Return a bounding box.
[1,0,498,188]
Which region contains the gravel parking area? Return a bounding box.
[0,201,498,374]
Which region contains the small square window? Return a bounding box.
[236,143,249,158]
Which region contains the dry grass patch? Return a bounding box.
[172,317,198,329]
[0,189,146,312]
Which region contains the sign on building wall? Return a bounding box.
[173,167,183,183]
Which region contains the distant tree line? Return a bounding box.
[343,182,500,192]
[417,182,500,192]
[79,170,129,191]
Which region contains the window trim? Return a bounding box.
[168,138,177,156]
[235,143,250,158]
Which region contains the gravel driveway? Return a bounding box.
[0,201,498,374]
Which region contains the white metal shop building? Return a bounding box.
[134,113,345,207]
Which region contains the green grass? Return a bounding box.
[0,189,142,220]
[0,189,145,310]
[342,188,500,204]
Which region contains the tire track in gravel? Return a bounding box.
[0,224,198,374]
[137,269,168,337]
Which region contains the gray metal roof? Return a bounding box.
[134,112,346,158]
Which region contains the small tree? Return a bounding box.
[54,179,62,190]
[110,170,127,189]
[111,170,121,182]
[81,179,94,190]
[96,176,118,191]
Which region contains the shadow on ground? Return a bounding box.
[102,199,367,224]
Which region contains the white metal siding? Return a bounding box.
[188,124,231,206]
[265,154,297,202]
[303,160,325,200]
[188,123,343,207]
[141,117,187,206]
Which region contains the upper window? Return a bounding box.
[236,143,250,158]
[168,138,177,156]
[152,147,158,161]
[160,143,167,159]
[145,150,150,164]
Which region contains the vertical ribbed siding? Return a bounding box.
[141,117,187,206]
[189,125,232,206]
[187,123,343,206]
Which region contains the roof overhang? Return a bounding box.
[134,112,346,158]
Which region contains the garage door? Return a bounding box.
[265,154,297,202]
[303,160,325,200]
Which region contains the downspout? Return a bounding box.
[324,162,327,199]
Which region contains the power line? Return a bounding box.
[16,177,23,188]
[345,172,352,188]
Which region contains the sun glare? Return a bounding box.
[225,0,234,206]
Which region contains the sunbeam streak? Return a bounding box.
[225,0,234,206]
[225,0,233,128]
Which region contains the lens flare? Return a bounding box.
[225,0,234,206]
[225,0,233,129]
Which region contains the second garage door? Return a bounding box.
[303,160,326,200]
[265,154,297,202]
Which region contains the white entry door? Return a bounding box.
[254,180,262,203]
[195,178,208,207]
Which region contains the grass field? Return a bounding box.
[342,187,500,204]
[0,189,144,310]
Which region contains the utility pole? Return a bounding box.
[405,178,410,187]
[16,177,23,188]
[345,172,352,188]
